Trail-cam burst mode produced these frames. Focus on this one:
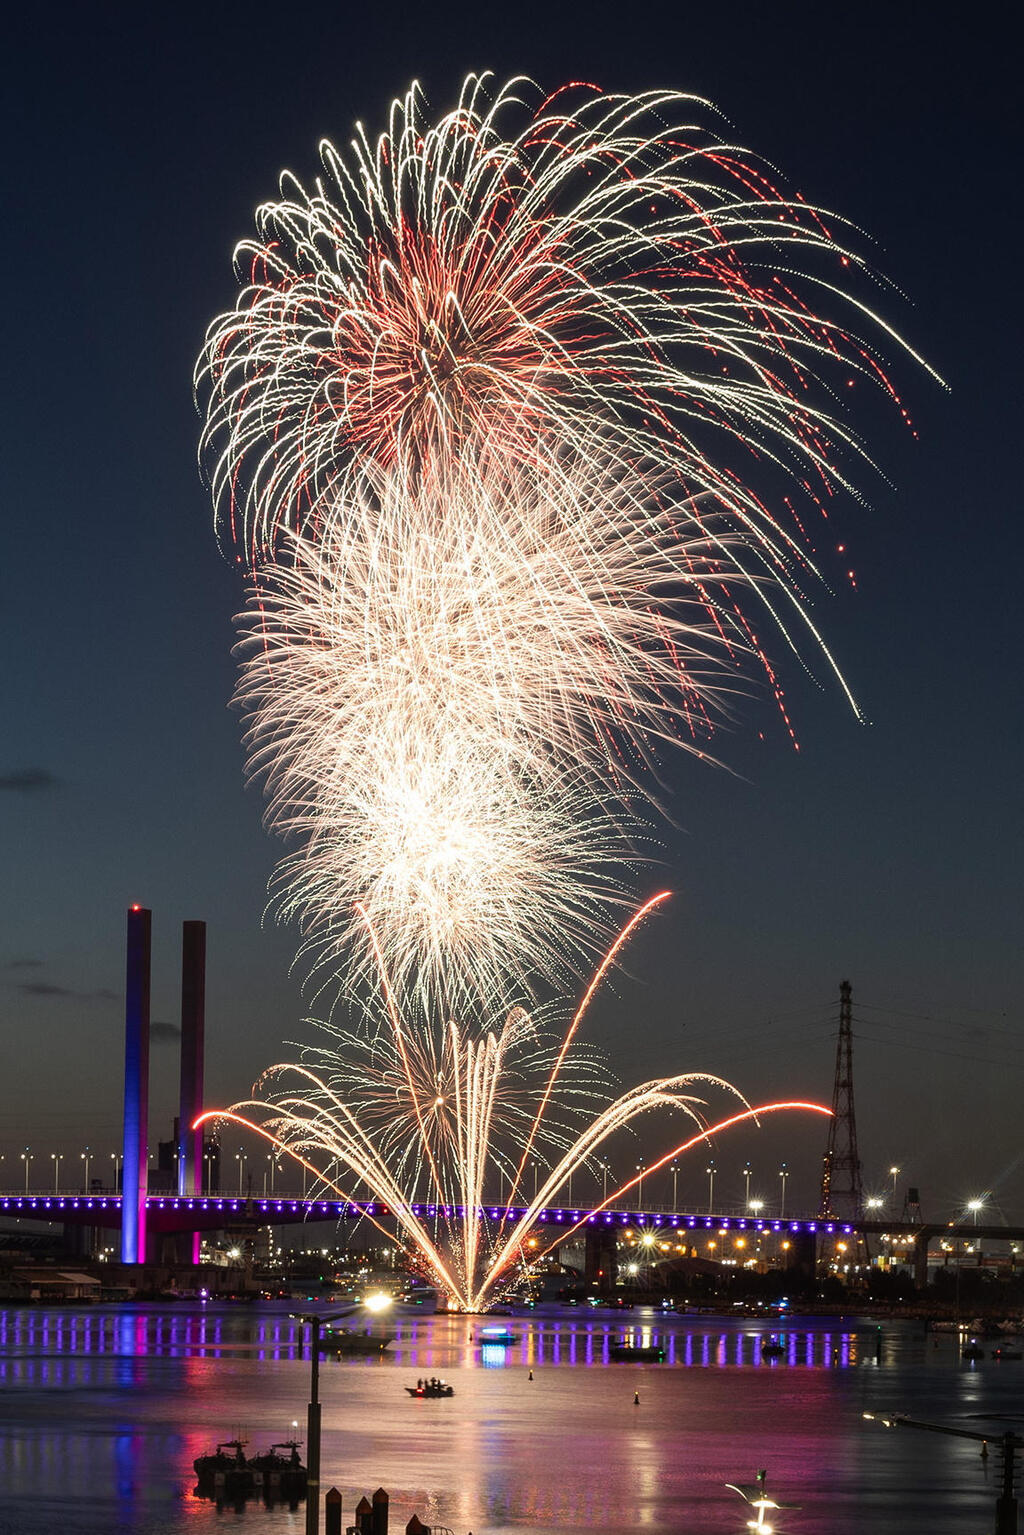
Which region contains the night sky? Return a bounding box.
[1,3,1019,1218]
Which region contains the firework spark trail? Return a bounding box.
[204,75,935,1003]
[196,77,924,1306]
[235,448,768,1004]
[200,892,828,1309]
[198,75,934,579]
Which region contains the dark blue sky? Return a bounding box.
[1,2,1019,1217]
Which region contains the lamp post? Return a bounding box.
[779,1163,788,1218]
[636,1161,645,1208]
[236,1151,247,1195]
[294,1309,352,1535]
[110,1150,121,1191]
[51,1152,63,1192]
[670,1160,679,1212]
[81,1148,91,1192]
[743,1162,752,1209]
[21,1149,32,1192]
[706,1160,715,1214]
[599,1160,609,1204]
[967,1197,985,1227]
[889,1166,900,1207]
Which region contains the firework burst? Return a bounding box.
[198,75,932,608]
[234,443,785,1004]
[196,80,926,1306]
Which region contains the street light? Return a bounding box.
[21,1149,32,1192]
[598,1159,610,1204]
[743,1161,752,1209]
[236,1151,248,1195]
[779,1163,788,1218]
[866,1196,884,1212]
[706,1160,715,1213]
[967,1198,985,1226]
[889,1166,900,1205]
[80,1148,91,1192]
[749,1198,764,1215]
[670,1160,679,1212]
[109,1150,121,1191]
[293,1309,353,1535]
[51,1152,63,1192]
[636,1161,645,1208]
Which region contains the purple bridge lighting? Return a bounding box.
[0,1193,854,1239]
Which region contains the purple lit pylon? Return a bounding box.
[120,904,151,1264]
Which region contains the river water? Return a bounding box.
[0,1302,1019,1533]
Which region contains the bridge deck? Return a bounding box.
[0,1192,856,1235]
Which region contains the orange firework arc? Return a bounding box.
[193,1098,831,1310]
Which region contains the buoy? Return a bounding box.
[528,1369,534,1381]
[634,1391,640,1405]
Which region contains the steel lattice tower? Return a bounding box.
[820,979,864,1220]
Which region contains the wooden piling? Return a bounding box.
[325,1486,342,1535]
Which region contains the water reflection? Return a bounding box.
[0,1303,1015,1534]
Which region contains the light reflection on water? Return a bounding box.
[0,1304,1016,1534]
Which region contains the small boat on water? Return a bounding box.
[962,1342,986,1361]
[320,1328,393,1355]
[405,1380,455,1398]
[194,1437,308,1490]
[608,1340,665,1362]
[249,1441,307,1484]
[194,1440,253,1487]
[761,1336,786,1359]
[991,1347,1024,1361]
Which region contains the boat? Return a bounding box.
[608,1339,665,1362]
[962,1342,986,1361]
[193,1439,254,1488]
[991,1347,1024,1361]
[761,1336,786,1359]
[405,1380,455,1398]
[320,1328,393,1355]
[477,1327,519,1345]
[249,1441,307,1485]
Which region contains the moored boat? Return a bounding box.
[608,1339,665,1362]
[320,1328,393,1355]
[194,1439,253,1487]
[405,1379,454,1397]
[250,1440,307,1483]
